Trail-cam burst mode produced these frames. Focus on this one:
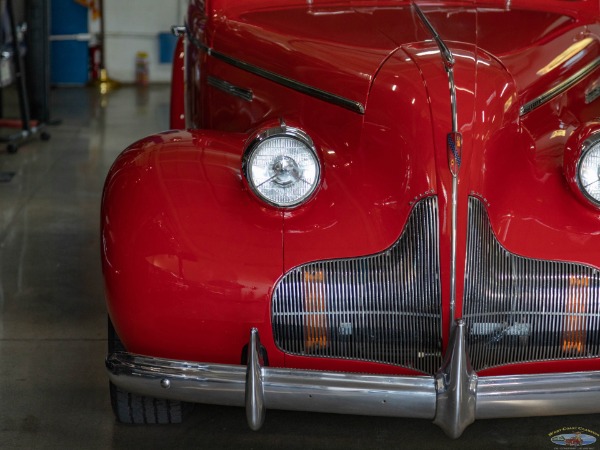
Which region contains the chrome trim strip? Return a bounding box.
[186,31,365,114]
[447,70,458,133]
[520,56,600,116]
[586,84,600,104]
[208,75,253,102]
[106,328,600,438]
[449,177,459,330]
[413,2,460,332]
[171,25,187,37]
[412,3,455,71]
[172,25,191,129]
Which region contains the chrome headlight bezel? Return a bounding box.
[576,134,600,207]
[242,126,321,208]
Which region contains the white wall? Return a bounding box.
[103,0,186,83]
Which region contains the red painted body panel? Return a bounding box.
[102,130,286,366]
[210,6,421,109]
[101,128,429,376]
[104,0,600,378]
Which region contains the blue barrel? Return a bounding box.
[158,32,178,64]
[50,0,89,85]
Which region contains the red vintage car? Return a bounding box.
[102,0,600,438]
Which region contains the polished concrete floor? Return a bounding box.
[0,86,598,449]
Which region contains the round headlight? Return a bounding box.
[578,140,600,206]
[244,128,320,207]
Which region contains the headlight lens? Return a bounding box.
[578,140,600,205]
[245,128,320,207]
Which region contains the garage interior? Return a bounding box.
[0,1,599,449]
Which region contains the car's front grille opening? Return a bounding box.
[463,196,600,371]
[272,196,442,375]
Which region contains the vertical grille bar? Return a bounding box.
[272,197,442,374]
[464,197,600,371]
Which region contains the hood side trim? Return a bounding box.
[187,27,365,115]
[520,56,600,116]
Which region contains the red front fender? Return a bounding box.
[101,130,284,366]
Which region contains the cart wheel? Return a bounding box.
[7,143,18,154]
[41,131,51,141]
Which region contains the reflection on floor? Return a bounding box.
[0,86,598,449]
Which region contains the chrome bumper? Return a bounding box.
[106,321,600,438]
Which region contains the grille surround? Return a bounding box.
[272,197,442,375]
[463,197,600,371]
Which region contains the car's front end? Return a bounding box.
[102,0,600,437]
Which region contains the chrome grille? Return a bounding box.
[464,197,600,371]
[272,197,441,375]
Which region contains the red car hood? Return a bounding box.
[210,1,599,111]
